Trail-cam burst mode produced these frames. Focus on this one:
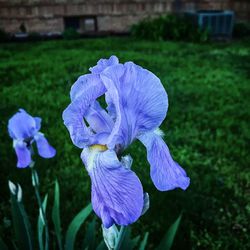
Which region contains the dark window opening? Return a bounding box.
[64,17,80,30]
[64,16,97,33]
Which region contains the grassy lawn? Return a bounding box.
[0,37,249,249]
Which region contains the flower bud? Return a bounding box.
[8,180,16,195]
[121,155,133,169]
[32,170,39,186]
[141,192,150,215]
[39,208,45,226]
[17,184,23,202]
[29,161,35,168]
[102,224,118,250]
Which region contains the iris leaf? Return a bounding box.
[65,203,92,250]
[82,217,96,250]
[0,237,8,250]
[115,226,140,250]
[10,192,33,250]
[96,241,106,250]
[37,194,48,250]
[52,180,63,250]
[139,232,149,250]
[156,213,182,250]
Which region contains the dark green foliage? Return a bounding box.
[6,179,182,250]
[62,28,81,40]
[0,37,249,249]
[0,28,9,42]
[0,237,8,250]
[96,241,107,250]
[28,32,41,41]
[138,232,149,250]
[52,180,63,250]
[19,23,27,33]
[65,203,92,250]
[10,187,34,250]
[37,194,48,250]
[157,214,182,250]
[82,217,97,250]
[131,14,209,42]
[233,22,250,38]
[115,227,140,250]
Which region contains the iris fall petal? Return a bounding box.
[138,131,190,191]
[81,148,144,228]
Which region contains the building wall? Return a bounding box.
[0,0,249,34]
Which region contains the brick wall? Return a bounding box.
[0,0,249,34]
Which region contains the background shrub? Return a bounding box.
[131,14,209,42]
[62,28,81,40]
[28,32,41,41]
[0,28,9,42]
[233,22,250,38]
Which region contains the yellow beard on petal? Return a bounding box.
[85,144,108,171]
[90,144,108,152]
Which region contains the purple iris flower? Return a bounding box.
[8,109,56,168]
[63,56,190,228]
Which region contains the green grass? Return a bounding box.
[0,37,249,249]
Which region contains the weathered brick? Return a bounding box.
[28,17,63,32]
[0,0,249,33]
[0,8,9,17]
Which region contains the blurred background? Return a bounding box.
[0,0,249,249]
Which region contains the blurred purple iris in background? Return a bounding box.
[63,56,190,228]
[8,109,56,168]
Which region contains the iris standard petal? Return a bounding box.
[34,117,42,131]
[13,140,32,168]
[63,100,93,148]
[138,131,190,191]
[63,74,106,148]
[100,62,168,149]
[85,101,114,134]
[89,55,119,74]
[70,74,104,101]
[8,109,37,140]
[105,92,116,120]
[81,148,144,228]
[34,132,56,158]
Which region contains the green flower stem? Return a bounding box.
[31,166,49,250]
[114,226,126,250]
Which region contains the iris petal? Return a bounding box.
[8,109,37,140]
[85,101,114,134]
[63,74,106,148]
[71,56,118,101]
[81,148,144,228]
[138,131,190,191]
[89,55,119,74]
[34,133,56,158]
[14,140,32,168]
[70,74,103,101]
[34,117,42,131]
[100,62,168,149]
[62,100,93,148]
